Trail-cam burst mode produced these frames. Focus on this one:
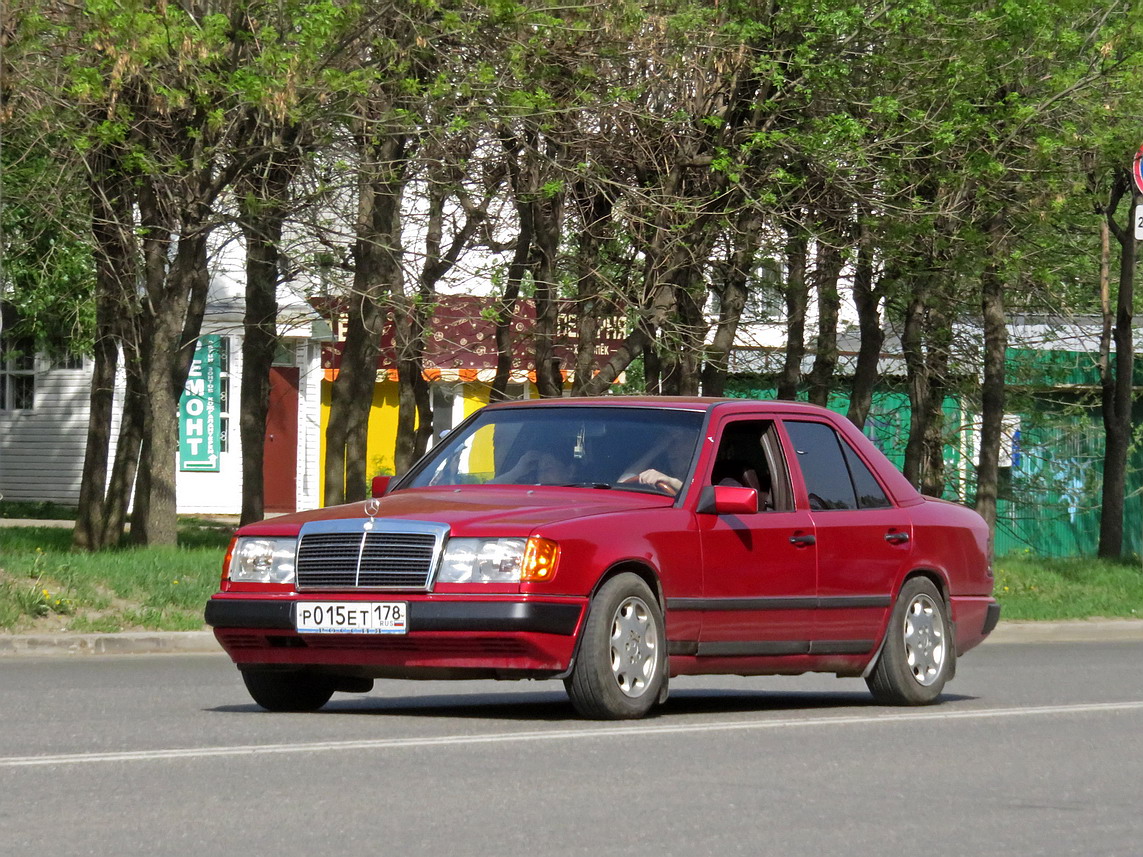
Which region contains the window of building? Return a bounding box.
[51,352,85,370]
[0,319,35,412]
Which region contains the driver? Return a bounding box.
[619,425,694,496]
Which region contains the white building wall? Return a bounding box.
[297,339,324,512]
[0,360,94,504]
[3,330,323,517]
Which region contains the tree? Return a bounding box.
[1097,173,1138,558]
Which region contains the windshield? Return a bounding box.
[402,406,705,496]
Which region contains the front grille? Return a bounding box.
[295,519,448,591]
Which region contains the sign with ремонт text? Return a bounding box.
[179,334,222,472]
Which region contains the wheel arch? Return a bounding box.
[864,567,957,680]
[591,560,665,608]
[901,566,952,607]
[562,560,665,682]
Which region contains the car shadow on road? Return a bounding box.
[212,688,976,721]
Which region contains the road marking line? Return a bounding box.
[4,700,1143,768]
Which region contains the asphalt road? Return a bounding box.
[1,642,1141,857]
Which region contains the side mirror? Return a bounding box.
[696,484,759,515]
[370,475,392,498]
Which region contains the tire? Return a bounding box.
[241,669,337,712]
[866,577,955,706]
[565,573,667,720]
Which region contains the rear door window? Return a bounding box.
[783,420,894,511]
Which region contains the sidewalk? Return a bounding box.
[1,619,1140,658]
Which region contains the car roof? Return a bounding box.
[481,396,840,416]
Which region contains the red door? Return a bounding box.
[695,417,818,653]
[263,366,299,513]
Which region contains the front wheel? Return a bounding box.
[241,669,337,712]
[565,573,667,720]
[866,577,954,705]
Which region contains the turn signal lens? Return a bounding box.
[521,537,560,582]
[221,536,238,586]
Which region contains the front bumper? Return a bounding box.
[205,595,585,679]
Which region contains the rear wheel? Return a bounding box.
[866,577,954,705]
[565,573,666,720]
[241,669,337,712]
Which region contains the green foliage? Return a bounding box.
[4,0,1143,554]
[0,144,95,355]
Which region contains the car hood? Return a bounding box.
[238,485,675,538]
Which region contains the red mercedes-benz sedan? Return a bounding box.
[206,397,999,719]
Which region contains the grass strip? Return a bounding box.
[993,555,1143,621]
[0,523,231,632]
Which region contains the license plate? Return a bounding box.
[295,602,408,635]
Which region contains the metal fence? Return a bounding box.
[725,371,1142,559]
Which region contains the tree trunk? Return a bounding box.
[807,237,843,407]
[919,301,952,499]
[1099,178,1136,560]
[238,191,285,525]
[662,274,705,396]
[102,352,143,547]
[578,282,677,397]
[489,167,535,401]
[131,226,210,546]
[571,184,614,396]
[393,295,431,475]
[324,297,384,505]
[325,136,406,503]
[73,310,118,551]
[777,224,809,400]
[236,137,302,525]
[702,218,759,397]
[974,217,1008,543]
[74,163,134,551]
[847,226,882,430]
[532,193,564,398]
[902,280,928,489]
[489,231,531,402]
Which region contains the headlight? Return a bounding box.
[228,537,297,584]
[437,537,560,584]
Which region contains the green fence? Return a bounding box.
[725,358,1142,559]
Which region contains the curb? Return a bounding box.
[0,631,222,658]
[984,619,1143,644]
[1,620,1141,658]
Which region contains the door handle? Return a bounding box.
[789,533,816,547]
[884,530,910,545]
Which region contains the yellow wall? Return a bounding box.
[319,379,540,505]
[319,379,401,505]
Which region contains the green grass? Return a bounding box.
[0,522,232,632]
[993,555,1143,621]
[0,500,79,520]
